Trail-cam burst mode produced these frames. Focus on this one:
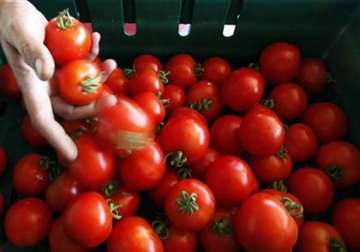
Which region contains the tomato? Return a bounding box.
[298,58,327,95]
[205,156,258,207]
[108,187,140,218]
[21,115,48,147]
[304,102,348,143]
[49,218,88,252]
[190,147,220,179]
[234,193,298,252]
[46,171,83,213]
[105,68,129,95]
[107,216,164,252]
[134,92,166,124]
[200,209,240,252]
[210,115,242,155]
[270,82,308,120]
[259,42,301,84]
[165,179,215,231]
[238,105,285,156]
[0,64,21,98]
[166,54,198,88]
[0,146,7,177]
[5,198,52,247]
[221,68,265,111]
[0,192,4,216]
[284,123,317,162]
[149,170,179,209]
[297,221,346,252]
[45,9,91,66]
[133,54,163,73]
[128,69,165,97]
[62,119,88,137]
[169,107,207,126]
[63,192,112,248]
[97,95,155,156]
[161,84,186,113]
[333,199,360,251]
[288,167,334,214]
[201,57,231,84]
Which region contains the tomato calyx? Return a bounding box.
[80,74,103,94]
[123,68,135,79]
[189,98,213,113]
[269,180,288,193]
[326,165,344,181]
[152,218,170,240]
[275,146,288,160]
[261,98,275,109]
[159,71,170,84]
[195,63,204,77]
[176,167,192,179]
[176,191,199,215]
[280,197,304,219]
[107,198,123,221]
[211,218,233,236]
[39,156,63,181]
[329,238,348,252]
[248,62,260,71]
[102,181,119,197]
[56,9,73,30]
[160,99,171,108]
[166,151,187,169]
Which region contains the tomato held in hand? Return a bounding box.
[134,92,166,124]
[298,58,327,95]
[108,186,140,218]
[190,147,220,179]
[161,84,186,113]
[45,9,91,66]
[133,54,163,73]
[201,57,231,84]
[234,193,298,252]
[0,64,21,98]
[129,69,165,97]
[5,198,52,247]
[165,179,215,231]
[149,170,179,209]
[105,68,129,95]
[21,115,48,147]
[222,68,265,111]
[0,146,7,177]
[166,54,198,88]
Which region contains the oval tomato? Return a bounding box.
[201,57,231,84]
[0,146,7,177]
[105,68,129,95]
[161,84,186,113]
[134,92,166,125]
[190,147,220,179]
[0,64,21,98]
[166,54,198,88]
[108,187,140,218]
[129,69,165,97]
[149,170,179,209]
[21,115,48,147]
[133,54,163,73]
[298,58,327,95]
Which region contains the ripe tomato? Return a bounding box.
[205,156,258,207]
[333,199,360,251]
[166,54,198,88]
[0,192,4,216]
[200,209,240,252]
[165,179,215,231]
[161,84,186,113]
[108,187,140,218]
[298,58,327,95]
[186,81,223,120]
[288,167,334,214]
[21,115,48,147]
[133,54,163,73]
[134,92,166,124]
[149,170,179,209]
[63,192,112,248]
[234,193,298,252]
[201,57,231,84]
[221,68,265,111]
[0,64,21,98]
[105,68,129,95]
[5,198,52,247]
[169,107,207,126]
[259,42,301,84]
[45,10,91,66]
[107,216,164,252]
[304,102,348,143]
[270,82,308,120]
[285,123,317,162]
[46,171,83,213]
[128,68,165,97]
[62,119,88,137]
[238,105,285,156]
[297,221,346,252]
[0,146,7,177]
[190,147,220,179]
[57,60,104,105]
[13,153,49,196]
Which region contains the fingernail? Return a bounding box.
[34,58,42,78]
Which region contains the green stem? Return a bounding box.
[269,180,288,193]
[39,156,63,181]
[261,98,275,109]
[327,165,344,181]
[107,198,122,221]
[195,63,204,77]
[281,197,303,219]
[80,74,103,94]
[189,98,213,113]
[211,218,233,236]
[176,191,199,215]
[329,238,348,252]
[166,151,187,169]
[152,219,170,240]
[276,146,288,160]
[159,71,170,84]
[102,181,119,197]
[56,9,73,30]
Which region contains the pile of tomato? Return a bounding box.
[0,10,360,252]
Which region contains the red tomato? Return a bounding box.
[156,224,197,252]
[21,115,48,147]
[161,84,186,113]
[304,102,348,143]
[186,81,223,120]
[63,192,112,248]
[297,221,346,252]
[201,57,231,84]
[210,115,243,155]
[234,193,298,252]
[298,58,327,95]
[107,216,164,252]
[222,68,265,111]
[260,42,301,84]
[13,153,49,196]
[270,82,308,120]
[285,123,317,162]
[288,167,334,214]
[5,198,52,247]
[149,170,179,209]
[134,92,166,124]
[166,54,198,88]
[129,69,165,97]
[45,10,91,66]
[165,179,215,231]
[190,147,220,179]
[333,199,360,251]
[200,209,240,252]
[0,146,7,177]
[109,187,140,218]
[0,64,21,98]
[205,156,258,207]
[169,107,207,126]
[46,172,83,213]
[61,120,88,137]
[238,105,285,156]
[57,60,104,105]
[133,54,163,73]
[105,68,129,95]
[0,192,4,216]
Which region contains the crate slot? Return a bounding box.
[178,0,194,36]
[222,0,243,37]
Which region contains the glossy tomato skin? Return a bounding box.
[238,105,285,156]
[45,16,91,66]
[205,156,258,207]
[110,187,140,217]
[0,64,21,98]
[260,42,301,84]
[165,179,215,231]
[0,146,7,177]
[190,147,220,179]
[63,192,112,248]
[21,115,48,147]
[298,58,327,95]
[201,57,231,84]
[169,107,208,126]
[5,198,52,247]
[270,82,308,120]
[107,216,164,252]
[163,226,198,252]
[234,193,298,252]
[304,102,348,143]
[129,69,165,97]
[166,54,197,88]
[316,141,360,188]
[105,68,129,95]
[149,170,179,209]
[333,199,360,251]
[161,84,186,113]
[222,68,265,111]
[134,92,166,125]
[133,54,163,73]
[285,123,317,162]
[288,168,334,214]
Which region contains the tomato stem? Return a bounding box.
[326,166,344,181]
[176,167,192,179]
[166,151,187,169]
[211,218,233,236]
[280,197,303,219]
[159,71,169,84]
[123,68,135,79]
[102,181,119,197]
[56,9,73,30]
[176,191,199,215]
[107,198,122,220]
[195,63,204,77]
[329,238,348,252]
[152,219,170,240]
[275,146,288,160]
[160,98,171,108]
[261,98,275,109]
[269,180,288,193]
[80,74,103,94]
[248,62,260,71]
[189,98,213,113]
[39,156,63,181]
